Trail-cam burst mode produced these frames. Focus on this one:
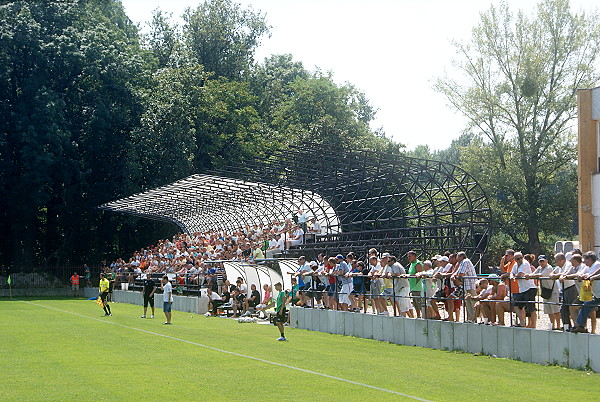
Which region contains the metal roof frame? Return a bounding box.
[100,143,492,261]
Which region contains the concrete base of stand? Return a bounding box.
[290,307,598,372]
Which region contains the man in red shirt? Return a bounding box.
[70,272,80,297]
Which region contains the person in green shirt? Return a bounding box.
[273,282,290,341]
[407,250,424,318]
[99,273,112,316]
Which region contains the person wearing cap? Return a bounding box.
[483,274,506,325]
[434,254,459,320]
[471,278,493,324]
[528,255,561,330]
[551,252,576,330]
[426,255,448,319]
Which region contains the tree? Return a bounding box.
[271,73,377,149]
[435,0,600,255]
[142,9,182,69]
[182,0,270,80]
[0,0,149,266]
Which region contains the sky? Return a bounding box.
[121,0,595,150]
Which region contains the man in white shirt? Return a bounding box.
[309,218,322,234]
[382,255,410,317]
[285,225,304,249]
[510,252,537,328]
[161,275,173,325]
[452,252,477,322]
[572,252,600,333]
[550,252,576,329]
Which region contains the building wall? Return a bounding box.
[578,87,600,252]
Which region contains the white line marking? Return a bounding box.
[19,300,430,401]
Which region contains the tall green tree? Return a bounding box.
[142,9,182,69]
[271,73,379,149]
[0,0,149,266]
[435,0,600,254]
[182,0,270,80]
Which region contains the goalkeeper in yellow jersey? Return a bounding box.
[99,273,112,316]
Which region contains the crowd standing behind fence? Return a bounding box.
[4,226,600,335]
[284,248,600,334]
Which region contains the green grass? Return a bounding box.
[1,297,599,401]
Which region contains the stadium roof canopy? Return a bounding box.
[100,143,492,260]
[99,174,340,234]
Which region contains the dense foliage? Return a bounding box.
[431,0,600,262]
[0,0,394,266]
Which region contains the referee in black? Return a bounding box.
[141,270,157,319]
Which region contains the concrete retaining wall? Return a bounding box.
[111,290,209,314]
[290,307,598,372]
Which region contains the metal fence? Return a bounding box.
[0,266,103,288]
[285,273,597,332]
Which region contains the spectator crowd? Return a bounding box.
[94,218,600,334]
[285,248,600,334]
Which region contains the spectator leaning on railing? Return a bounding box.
[551,252,575,330]
[571,251,600,333]
[508,252,537,328]
[453,252,477,323]
[528,255,561,330]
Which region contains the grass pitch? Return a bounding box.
[1,297,599,401]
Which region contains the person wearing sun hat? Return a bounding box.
[528,255,561,330]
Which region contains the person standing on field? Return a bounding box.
[141,271,156,319]
[161,275,173,325]
[99,273,112,316]
[70,272,80,297]
[273,282,290,341]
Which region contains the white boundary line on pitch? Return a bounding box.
[19,300,430,401]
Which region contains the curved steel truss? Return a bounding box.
[100,143,492,260]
